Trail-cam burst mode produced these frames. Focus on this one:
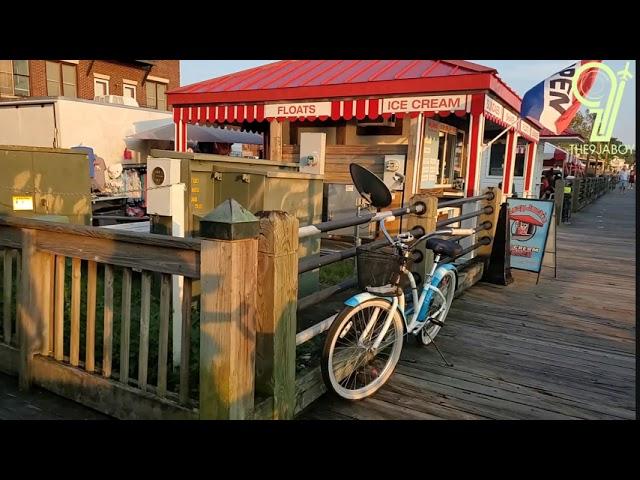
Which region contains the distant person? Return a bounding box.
[562,176,574,223]
[618,165,630,193]
[629,168,635,190]
[540,171,555,199]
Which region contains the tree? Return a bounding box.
[569,111,595,141]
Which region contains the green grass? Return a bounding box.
[319,258,355,286]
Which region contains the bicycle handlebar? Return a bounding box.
[379,216,475,249]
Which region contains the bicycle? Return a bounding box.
[320,214,473,400]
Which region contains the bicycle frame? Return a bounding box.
[345,258,457,350]
[343,216,466,351]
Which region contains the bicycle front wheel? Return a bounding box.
[321,299,404,401]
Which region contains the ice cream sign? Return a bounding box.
[381,95,467,113]
[507,198,554,273]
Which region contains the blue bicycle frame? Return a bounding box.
[345,255,456,336]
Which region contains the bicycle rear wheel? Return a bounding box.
[321,299,404,400]
[416,270,456,346]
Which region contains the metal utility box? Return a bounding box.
[299,132,326,175]
[0,145,91,225]
[322,183,376,239]
[148,150,323,296]
[147,157,182,217]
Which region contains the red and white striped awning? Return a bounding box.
[484,111,540,143]
[173,95,472,125]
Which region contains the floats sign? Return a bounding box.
[507,198,554,273]
[264,102,331,118]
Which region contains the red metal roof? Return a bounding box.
[169,60,523,112]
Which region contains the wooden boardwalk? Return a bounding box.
[302,190,636,420]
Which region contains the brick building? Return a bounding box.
[0,60,180,110]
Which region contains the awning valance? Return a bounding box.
[483,94,540,143]
[173,94,472,125]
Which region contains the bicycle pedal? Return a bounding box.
[429,319,445,327]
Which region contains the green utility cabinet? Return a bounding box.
[0,145,91,225]
[148,150,323,296]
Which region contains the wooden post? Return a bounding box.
[477,187,503,257]
[269,121,283,161]
[554,179,564,226]
[199,199,259,420]
[18,229,52,391]
[572,178,581,212]
[3,249,13,345]
[403,116,423,206]
[407,193,438,286]
[255,211,299,420]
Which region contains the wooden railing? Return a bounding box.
[292,188,503,414]
[0,216,200,419]
[0,188,504,420]
[571,176,615,212]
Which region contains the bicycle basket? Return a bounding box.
[356,244,412,290]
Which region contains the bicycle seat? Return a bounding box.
[425,238,463,257]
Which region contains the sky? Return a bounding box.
[180,60,636,145]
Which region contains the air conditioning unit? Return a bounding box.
[94,95,139,108]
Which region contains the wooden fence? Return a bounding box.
[571,176,616,212]
[0,188,502,419]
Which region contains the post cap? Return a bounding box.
[199,198,259,240]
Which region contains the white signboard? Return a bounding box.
[382,95,467,113]
[264,102,332,117]
[485,95,540,141]
[425,118,457,135]
[420,123,440,188]
[502,109,518,127]
[530,128,540,141]
[484,95,504,119]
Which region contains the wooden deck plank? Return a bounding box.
[301,189,635,420]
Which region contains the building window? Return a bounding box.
[0,60,14,95]
[94,78,109,97]
[145,80,167,110]
[123,83,136,99]
[514,147,526,177]
[46,61,77,97]
[13,60,30,96]
[0,60,30,96]
[488,142,506,176]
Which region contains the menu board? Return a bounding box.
[420,123,440,189]
[507,198,554,273]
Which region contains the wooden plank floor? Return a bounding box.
[302,189,636,420]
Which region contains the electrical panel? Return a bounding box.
[147,157,182,216]
[299,132,326,175]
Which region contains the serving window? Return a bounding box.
[419,118,465,189]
